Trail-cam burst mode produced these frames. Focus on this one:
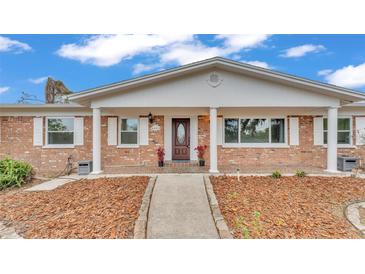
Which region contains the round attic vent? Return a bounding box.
[207,72,223,87]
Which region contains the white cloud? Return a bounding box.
[324,63,365,88]
[28,76,49,84]
[132,63,163,75]
[280,44,325,58]
[241,60,271,69]
[0,36,31,53]
[317,69,332,76]
[0,86,10,94]
[216,34,269,52]
[160,35,270,66]
[160,42,222,65]
[56,34,271,68]
[56,34,193,67]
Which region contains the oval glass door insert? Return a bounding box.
[177,123,185,144]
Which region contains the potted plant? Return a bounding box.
[195,145,208,166]
[157,147,165,167]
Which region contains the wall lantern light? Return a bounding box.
[148,112,154,123]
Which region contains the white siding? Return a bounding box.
[217,117,223,145]
[107,117,118,146]
[139,117,149,145]
[313,117,323,145]
[74,117,84,146]
[289,117,299,146]
[356,117,365,145]
[190,116,198,160]
[164,117,172,160]
[33,117,43,146]
[91,69,340,108]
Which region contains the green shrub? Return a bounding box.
[295,169,306,177]
[271,170,282,179]
[0,158,33,190]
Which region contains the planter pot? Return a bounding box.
[199,159,205,166]
[158,161,164,167]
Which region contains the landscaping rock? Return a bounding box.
[204,176,233,239]
[133,176,156,239]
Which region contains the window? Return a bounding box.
[47,117,74,145]
[224,119,239,143]
[224,118,286,145]
[120,118,138,145]
[240,119,269,143]
[271,119,285,143]
[323,118,351,145]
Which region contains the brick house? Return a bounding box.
[2,57,365,175]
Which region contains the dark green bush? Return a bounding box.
[295,169,306,177]
[0,158,33,190]
[271,170,282,179]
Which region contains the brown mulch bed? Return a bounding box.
[211,176,365,239]
[0,176,149,239]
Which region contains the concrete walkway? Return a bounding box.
[0,221,22,239]
[147,174,219,239]
[25,176,80,191]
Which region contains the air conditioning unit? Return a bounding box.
[78,160,93,175]
[337,156,358,172]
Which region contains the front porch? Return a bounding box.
[89,106,341,175]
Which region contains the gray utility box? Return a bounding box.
[337,156,358,171]
[78,160,93,175]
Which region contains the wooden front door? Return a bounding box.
[172,118,190,160]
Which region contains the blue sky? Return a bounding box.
[1,34,365,104]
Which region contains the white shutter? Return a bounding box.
[313,117,323,145]
[139,117,149,145]
[74,117,84,146]
[289,117,299,146]
[190,116,198,160]
[107,117,118,146]
[33,117,43,146]
[217,117,223,145]
[356,117,365,145]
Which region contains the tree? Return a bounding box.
[45,77,72,104]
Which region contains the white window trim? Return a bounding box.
[117,117,140,148]
[222,116,288,148]
[322,116,354,148]
[44,117,75,148]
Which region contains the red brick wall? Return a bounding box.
[0,115,165,175]
[0,116,92,176]
[1,114,364,175]
[196,115,365,172]
[101,116,164,172]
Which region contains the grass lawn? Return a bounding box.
[0,176,149,238]
[211,176,365,239]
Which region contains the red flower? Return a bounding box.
[194,145,208,160]
[156,147,165,162]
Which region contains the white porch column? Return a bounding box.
[209,107,219,173]
[326,106,338,172]
[91,107,102,174]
